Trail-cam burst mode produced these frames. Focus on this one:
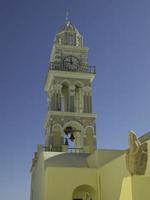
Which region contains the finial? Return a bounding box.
[65,11,69,24]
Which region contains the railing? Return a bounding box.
[42,146,52,152]
[48,62,96,74]
[42,145,84,153]
[42,146,63,152]
[68,147,84,153]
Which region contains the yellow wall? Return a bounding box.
[30,152,45,200]
[98,154,129,200]
[119,176,150,200]
[145,140,150,176]
[30,138,150,200]
[119,176,132,200]
[87,149,124,168]
[45,167,98,200]
[132,176,150,200]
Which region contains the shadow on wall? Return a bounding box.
[44,152,90,168]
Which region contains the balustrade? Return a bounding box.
[48,62,96,74]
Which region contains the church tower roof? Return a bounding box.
[57,12,80,34]
[54,15,83,47]
[57,21,80,35]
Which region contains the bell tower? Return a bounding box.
[44,18,96,153]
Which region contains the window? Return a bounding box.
[68,35,74,45]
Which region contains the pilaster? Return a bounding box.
[83,86,92,113]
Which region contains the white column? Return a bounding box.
[69,85,75,112]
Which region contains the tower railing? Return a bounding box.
[48,62,96,74]
[42,145,84,153]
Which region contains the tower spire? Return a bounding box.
[65,11,69,24]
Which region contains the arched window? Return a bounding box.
[61,82,69,112]
[63,121,83,153]
[67,34,75,45]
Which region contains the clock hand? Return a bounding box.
[70,57,73,64]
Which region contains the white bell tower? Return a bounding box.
[44,17,96,153]
[30,18,99,200]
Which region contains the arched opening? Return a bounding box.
[67,34,75,45]
[61,82,69,112]
[72,185,96,200]
[63,121,83,153]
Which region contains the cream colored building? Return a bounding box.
[30,18,150,200]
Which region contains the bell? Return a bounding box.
[64,126,73,135]
[70,133,75,141]
[64,138,69,145]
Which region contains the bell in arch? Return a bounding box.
[70,133,75,141]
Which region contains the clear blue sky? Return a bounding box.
[1,0,150,199]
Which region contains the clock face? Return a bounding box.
[63,56,80,67]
